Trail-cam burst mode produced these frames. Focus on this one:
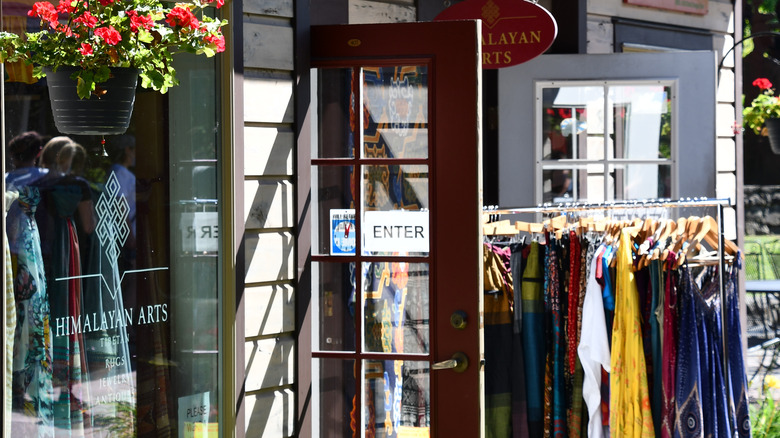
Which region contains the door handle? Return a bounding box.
[432,351,468,373]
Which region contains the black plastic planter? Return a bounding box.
[765,118,780,155]
[44,66,138,136]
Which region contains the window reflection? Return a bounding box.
[4,56,221,437]
[540,83,673,202]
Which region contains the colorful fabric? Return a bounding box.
[649,259,663,435]
[510,243,529,438]
[726,257,750,438]
[5,191,19,438]
[610,229,654,438]
[522,242,546,437]
[484,245,514,438]
[41,179,92,437]
[567,232,585,438]
[661,254,679,438]
[543,238,553,438]
[674,269,703,438]
[547,235,567,437]
[9,187,54,438]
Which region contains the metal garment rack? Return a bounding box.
[490,197,736,435]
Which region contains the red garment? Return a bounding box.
[568,231,581,376]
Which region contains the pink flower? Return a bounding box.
[127,10,154,32]
[753,78,773,91]
[165,6,199,29]
[94,25,122,45]
[204,33,225,52]
[73,11,98,28]
[79,42,93,55]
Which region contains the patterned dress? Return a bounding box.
[9,186,54,437]
[5,192,18,438]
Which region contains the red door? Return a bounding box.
[306,21,483,437]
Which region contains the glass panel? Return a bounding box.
[314,262,357,352]
[363,66,429,159]
[363,359,430,436]
[362,165,429,257]
[318,68,356,158]
[3,54,222,434]
[542,86,603,160]
[316,359,356,438]
[609,85,672,160]
[608,164,672,200]
[363,262,429,354]
[313,165,356,256]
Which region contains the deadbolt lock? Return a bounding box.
[450,310,467,329]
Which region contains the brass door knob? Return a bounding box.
[432,352,469,373]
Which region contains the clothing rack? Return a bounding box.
[487,197,737,436]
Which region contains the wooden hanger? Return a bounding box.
[516,221,544,234]
[483,220,519,236]
[698,215,740,258]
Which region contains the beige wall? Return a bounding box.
[241,1,296,436]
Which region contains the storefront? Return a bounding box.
[2,0,742,437]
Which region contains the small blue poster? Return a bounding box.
[330,209,356,255]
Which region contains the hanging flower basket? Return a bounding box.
[45,66,138,135]
[765,118,780,155]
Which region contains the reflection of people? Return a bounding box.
[34,138,96,433]
[5,131,48,190]
[5,131,55,437]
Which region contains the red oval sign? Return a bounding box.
[434,0,557,69]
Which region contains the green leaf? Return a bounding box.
[76,74,94,99]
[94,66,111,83]
[138,29,154,43]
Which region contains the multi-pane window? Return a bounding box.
[537,82,674,203]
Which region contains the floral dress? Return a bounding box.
[9,186,54,437]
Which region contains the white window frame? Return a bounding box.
[534,79,677,204]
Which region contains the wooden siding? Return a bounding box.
[241,0,296,436]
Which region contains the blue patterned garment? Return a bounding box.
[674,270,703,438]
[727,257,751,438]
[9,186,54,437]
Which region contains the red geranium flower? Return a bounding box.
[55,0,75,14]
[97,0,115,5]
[28,2,59,28]
[73,11,98,28]
[79,42,93,55]
[94,25,122,45]
[127,10,155,32]
[753,78,773,91]
[57,23,73,36]
[165,6,199,29]
[204,33,225,52]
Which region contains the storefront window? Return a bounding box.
[2,27,222,438]
[539,82,673,203]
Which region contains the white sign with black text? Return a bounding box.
[363,210,429,253]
